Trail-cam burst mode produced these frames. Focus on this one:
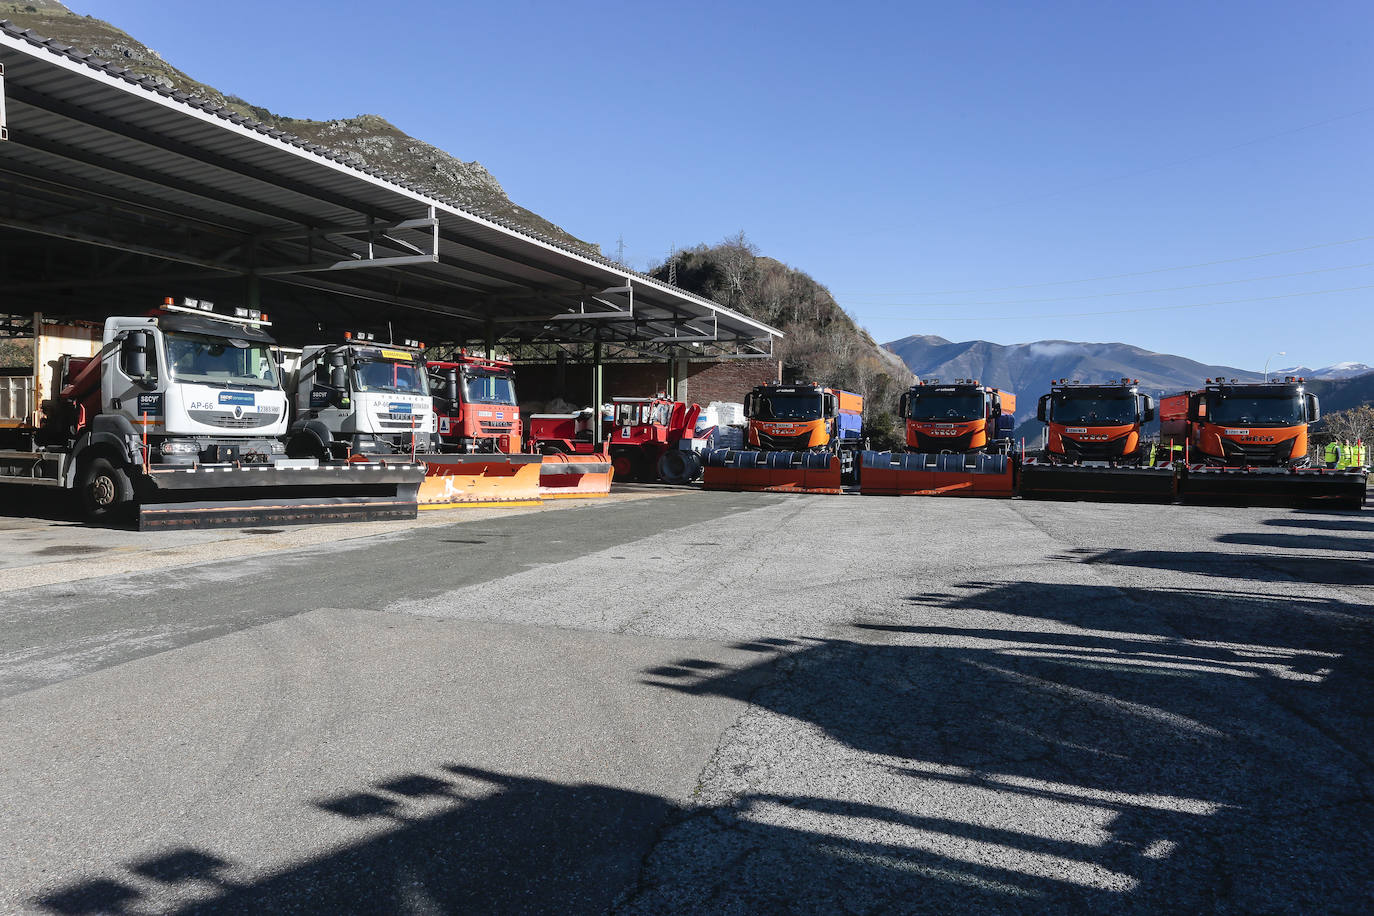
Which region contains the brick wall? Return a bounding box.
[516,358,781,408]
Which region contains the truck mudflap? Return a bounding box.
[1179,465,1367,509]
[418,453,543,508]
[538,452,614,499]
[136,461,425,530]
[859,451,1014,497]
[1018,459,1177,502]
[701,450,841,494]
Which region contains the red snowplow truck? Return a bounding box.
[1160,377,1366,508]
[427,352,522,454]
[1019,379,1174,501]
[860,379,1017,497]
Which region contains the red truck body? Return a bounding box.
[427,353,521,453]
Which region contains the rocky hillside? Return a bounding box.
[650,235,914,447]
[0,1,597,253]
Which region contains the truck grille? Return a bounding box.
[188,410,277,429]
[480,421,515,430]
[756,431,813,449]
[911,430,974,452]
[1059,436,1130,462]
[1219,439,1288,465]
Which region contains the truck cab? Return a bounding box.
[287,332,436,459]
[1037,379,1155,465]
[48,299,289,467]
[743,383,863,451]
[1160,377,1318,468]
[900,379,1015,453]
[427,352,521,453]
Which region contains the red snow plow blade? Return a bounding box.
[701,450,842,494]
[538,452,614,499]
[417,453,544,508]
[859,451,1014,498]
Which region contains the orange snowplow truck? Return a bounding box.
[427,352,521,453]
[1160,376,1366,508]
[1018,379,1175,501]
[859,379,1017,497]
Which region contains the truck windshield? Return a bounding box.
[750,393,822,420]
[1052,393,1136,425]
[353,358,428,395]
[909,392,983,421]
[1205,394,1303,427]
[464,371,517,405]
[166,331,278,389]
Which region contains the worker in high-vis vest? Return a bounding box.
[1324,440,1341,469]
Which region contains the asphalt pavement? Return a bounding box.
[0,489,1370,914]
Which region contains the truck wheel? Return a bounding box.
[79,457,134,522]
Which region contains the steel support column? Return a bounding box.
[592,341,603,447]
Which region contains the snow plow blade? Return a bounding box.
[859,451,1014,497]
[1179,466,1367,509]
[418,453,544,508]
[701,450,841,494]
[136,461,425,530]
[1018,461,1177,502]
[539,452,614,499]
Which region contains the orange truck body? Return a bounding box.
[900,381,1015,453]
[1037,380,1155,465]
[1160,378,1314,467]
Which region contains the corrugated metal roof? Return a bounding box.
[0,22,781,355]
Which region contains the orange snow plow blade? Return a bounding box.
[539,452,614,499]
[417,453,545,509]
[859,451,1015,498]
[701,450,842,494]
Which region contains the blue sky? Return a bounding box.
[72,0,1373,370]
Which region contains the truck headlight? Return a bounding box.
[160,440,199,455]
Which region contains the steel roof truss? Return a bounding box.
[0,61,7,142]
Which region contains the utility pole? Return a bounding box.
[615,235,626,267]
[667,242,677,286]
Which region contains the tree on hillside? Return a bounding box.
[1322,404,1374,443]
[649,233,913,449]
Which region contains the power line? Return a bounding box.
[869,283,1374,322]
[836,233,1374,298]
[851,260,1374,313]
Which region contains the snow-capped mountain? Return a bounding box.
[1272,363,1373,380]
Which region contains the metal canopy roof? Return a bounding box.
[0,23,781,358]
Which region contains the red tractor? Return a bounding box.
[527,395,712,483]
[606,396,713,482]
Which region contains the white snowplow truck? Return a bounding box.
[0,300,424,529]
[284,333,439,460]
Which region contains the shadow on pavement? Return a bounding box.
[1215,531,1374,552]
[632,570,1373,913]
[1049,545,1374,585]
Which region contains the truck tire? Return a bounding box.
[79,456,134,522]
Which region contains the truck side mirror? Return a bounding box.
[1036,395,1049,423]
[1142,395,1156,423]
[1189,393,1204,421]
[744,394,756,418]
[825,394,838,418]
[122,331,150,380]
[328,352,347,390]
[898,392,909,418]
[445,370,460,405]
[1306,393,1320,422]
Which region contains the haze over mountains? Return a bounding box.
[885,335,1373,396]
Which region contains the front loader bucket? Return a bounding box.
[539,452,614,499]
[860,451,1015,498]
[1018,461,1177,502]
[136,460,425,530]
[1180,466,1367,509]
[418,453,544,508]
